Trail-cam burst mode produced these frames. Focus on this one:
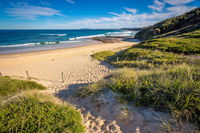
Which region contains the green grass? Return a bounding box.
[91,51,115,61]
[111,48,186,68]
[137,36,200,55]
[0,92,85,133]
[92,30,200,69]
[0,76,46,97]
[82,65,200,126]
[93,48,187,69]
[178,29,200,38]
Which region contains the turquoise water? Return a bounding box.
[0,29,137,54]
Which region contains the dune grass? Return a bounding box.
[0,76,46,97]
[0,91,85,133]
[92,48,187,69]
[81,65,200,126]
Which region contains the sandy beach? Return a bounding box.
[0,41,197,133]
[0,42,134,88]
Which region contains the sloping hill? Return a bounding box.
[135,7,200,40]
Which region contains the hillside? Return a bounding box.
[135,7,200,40]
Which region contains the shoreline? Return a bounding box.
[0,41,131,59]
[0,41,135,88]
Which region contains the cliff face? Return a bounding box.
[135,8,200,40]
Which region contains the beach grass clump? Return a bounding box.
[84,65,200,125]
[0,76,46,97]
[91,51,115,61]
[105,65,200,125]
[0,92,85,133]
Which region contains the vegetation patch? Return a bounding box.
[137,37,200,55]
[178,29,200,38]
[108,48,186,69]
[0,76,46,97]
[83,65,200,126]
[0,92,85,133]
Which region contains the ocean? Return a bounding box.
[0,29,137,54]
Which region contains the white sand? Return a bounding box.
[0,42,132,89]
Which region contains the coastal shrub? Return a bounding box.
[0,76,46,97]
[0,92,85,133]
[84,65,200,125]
[91,51,115,61]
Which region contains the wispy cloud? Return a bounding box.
[124,8,138,14]
[163,0,195,5]
[60,4,195,29]
[65,0,75,4]
[6,3,62,19]
[41,5,195,29]
[166,5,196,15]
[148,0,165,12]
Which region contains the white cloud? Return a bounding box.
[6,3,62,19]
[163,0,195,5]
[66,0,75,4]
[148,0,165,12]
[125,8,137,14]
[37,5,196,29]
[166,5,196,15]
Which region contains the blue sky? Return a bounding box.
[0,0,199,29]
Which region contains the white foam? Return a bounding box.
[40,34,67,36]
[0,40,83,48]
[69,34,106,40]
[106,31,137,37]
[0,43,36,48]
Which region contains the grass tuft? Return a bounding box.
[0,92,85,133]
[0,76,46,97]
